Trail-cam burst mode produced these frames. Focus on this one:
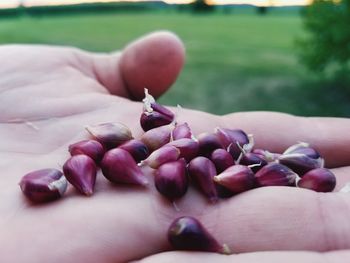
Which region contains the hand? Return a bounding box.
[0,31,349,263]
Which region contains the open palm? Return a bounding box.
[1,31,349,263]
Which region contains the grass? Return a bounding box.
[0,9,349,117]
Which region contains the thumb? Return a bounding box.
[119,31,185,100]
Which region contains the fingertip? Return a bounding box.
[120,31,185,100]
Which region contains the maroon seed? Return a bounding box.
[167,138,199,162]
[188,157,218,202]
[141,123,174,152]
[297,168,336,192]
[119,139,149,163]
[255,163,297,187]
[68,140,105,163]
[214,165,255,193]
[142,145,180,169]
[168,216,230,254]
[197,132,224,157]
[101,148,148,186]
[210,149,234,174]
[172,122,193,140]
[19,168,67,203]
[155,158,188,200]
[278,153,324,176]
[140,88,174,131]
[240,152,267,173]
[63,155,97,196]
[86,122,133,149]
[215,128,249,159]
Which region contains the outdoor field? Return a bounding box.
[1,8,349,116]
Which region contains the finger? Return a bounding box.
[220,112,350,167]
[178,187,350,253]
[137,250,349,263]
[119,31,185,100]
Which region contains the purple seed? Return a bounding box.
[85,122,133,149]
[63,154,97,196]
[101,148,148,186]
[214,165,255,193]
[68,140,105,163]
[19,169,67,203]
[297,168,336,192]
[197,132,224,157]
[168,216,230,254]
[172,122,193,140]
[283,142,320,159]
[154,158,188,200]
[240,152,267,173]
[215,128,249,159]
[210,149,234,174]
[140,88,174,131]
[141,124,174,152]
[142,145,180,169]
[255,163,297,187]
[119,139,149,163]
[278,153,324,176]
[167,138,199,162]
[188,157,218,202]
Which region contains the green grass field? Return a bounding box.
[1,9,349,116]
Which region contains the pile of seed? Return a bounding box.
[18,90,336,254]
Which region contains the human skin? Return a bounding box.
[0,31,350,263]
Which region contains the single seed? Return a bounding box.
[140,123,174,152]
[140,88,174,131]
[167,138,199,162]
[101,148,148,186]
[119,139,149,163]
[86,122,133,149]
[172,122,193,140]
[141,145,180,169]
[154,158,188,200]
[210,148,234,174]
[188,157,218,202]
[68,139,105,163]
[168,216,230,254]
[19,168,68,203]
[197,132,224,157]
[215,128,249,159]
[297,168,336,192]
[255,163,297,187]
[63,154,97,196]
[214,165,255,193]
[240,152,267,173]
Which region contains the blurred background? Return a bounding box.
[1,0,350,116]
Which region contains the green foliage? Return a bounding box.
[298,0,350,72]
[191,0,215,13]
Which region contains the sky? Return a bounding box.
[0,0,312,9]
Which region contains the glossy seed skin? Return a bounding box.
[19,169,68,203]
[167,138,199,162]
[240,153,267,173]
[63,155,97,196]
[197,132,223,157]
[297,168,336,192]
[214,165,255,193]
[154,158,188,200]
[141,124,173,152]
[69,140,105,163]
[119,139,149,163]
[86,122,133,149]
[168,216,230,254]
[188,157,218,202]
[215,128,249,159]
[255,163,297,187]
[140,105,174,132]
[210,149,234,174]
[101,148,148,186]
[172,122,193,140]
[142,145,180,169]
